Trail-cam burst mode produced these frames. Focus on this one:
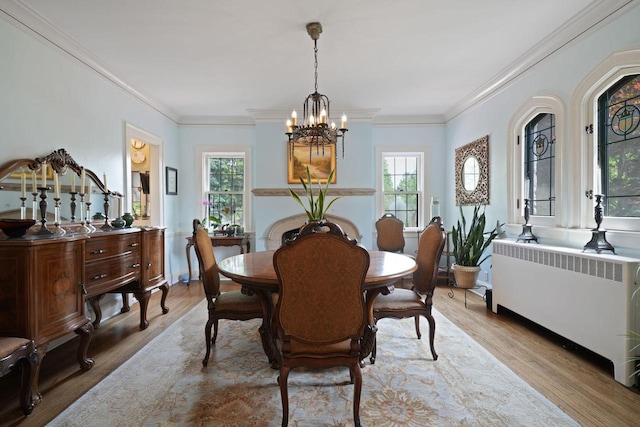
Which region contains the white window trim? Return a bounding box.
[507,96,565,228]
[570,48,640,232]
[375,146,429,231]
[197,146,252,231]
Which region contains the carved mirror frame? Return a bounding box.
[455,135,489,205]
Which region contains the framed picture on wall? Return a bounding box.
[287,142,337,184]
[166,166,178,195]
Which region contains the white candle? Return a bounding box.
[80,168,86,195]
[71,174,76,193]
[341,114,347,129]
[309,115,315,126]
[31,171,36,193]
[41,163,47,187]
[87,179,92,196]
[286,119,292,133]
[291,110,297,126]
[103,172,107,189]
[20,171,26,198]
[320,109,327,124]
[53,171,60,198]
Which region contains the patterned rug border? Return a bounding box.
[49,300,578,427]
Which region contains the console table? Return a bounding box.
[185,234,250,282]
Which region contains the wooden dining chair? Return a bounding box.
[375,213,405,253]
[191,219,263,367]
[370,217,446,364]
[273,221,370,427]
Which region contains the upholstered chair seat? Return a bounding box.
[0,337,40,415]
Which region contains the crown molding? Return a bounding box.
[444,0,637,122]
[247,108,380,123]
[372,115,445,126]
[0,0,181,123]
[253,188,375,197]
[177,116,256,127]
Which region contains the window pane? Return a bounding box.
[382,154,420,227]
[205,155,245,227]
[524,113,555,216]
[598,75,640,217]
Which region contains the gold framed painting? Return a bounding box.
[287,142,337,184]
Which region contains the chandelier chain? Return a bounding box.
[314,40,318,93]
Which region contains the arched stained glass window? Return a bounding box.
[524,113,555,216]
[597,74,640,217]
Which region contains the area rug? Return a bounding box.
[48,301,578,427]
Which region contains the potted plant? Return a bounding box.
[451,204,500,288]
[288,166,340,221]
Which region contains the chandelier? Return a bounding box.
[286,22,347,158]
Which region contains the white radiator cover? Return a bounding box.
[493,240,640,387]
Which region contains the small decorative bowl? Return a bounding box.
[0,219,36,238]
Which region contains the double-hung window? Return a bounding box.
[379,152,423,228]
[203,153,247,229]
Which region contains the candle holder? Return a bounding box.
[85,200,96,233]
[101,192,112,230]
[75,193,92,234]
[583,191,615,254]
[35,187,52,235]
[31,192,38,221]
[52,198,66,236]
[20,197,27,220]
[517,199,538,243]
[69,192,78,222]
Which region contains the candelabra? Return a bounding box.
[35,187,52,235]
[583,191,615,254]
[517,199,538,243]
[20,197,27,220]
[75,193,92,234]
[84,198,95,232]
[69,191,78,222]
[101,192,112,230]
[52,197,66,236]
[31,192,38,221]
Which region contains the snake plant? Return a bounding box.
[288,166,340,221]
[451,205,500,266]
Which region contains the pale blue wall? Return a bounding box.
[444,5,640,281]
[2,4,639,291]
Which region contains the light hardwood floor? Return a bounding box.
[1,280,639,426]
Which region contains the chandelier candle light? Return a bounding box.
[286,22,348,160]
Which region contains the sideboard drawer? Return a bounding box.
[85,232,140,262]
[85,252,140,297]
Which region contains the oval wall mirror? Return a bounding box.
[455,135,489,205]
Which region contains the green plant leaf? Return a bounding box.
[288,165,340,221]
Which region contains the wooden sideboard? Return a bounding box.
[0,226,168,384]
[0,235,93,402]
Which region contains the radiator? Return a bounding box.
[492,240,640,387]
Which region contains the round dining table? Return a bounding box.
[217,249,417,367]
